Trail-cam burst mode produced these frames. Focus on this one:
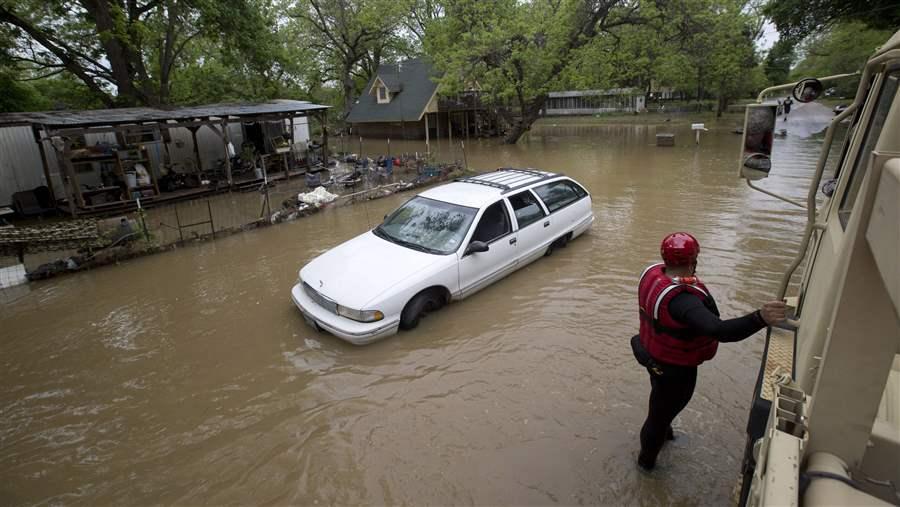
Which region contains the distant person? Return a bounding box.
[632,232,786,471]
[783,97,793,121]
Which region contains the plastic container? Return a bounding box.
[125,172,137,188]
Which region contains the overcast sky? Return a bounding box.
[759,21,779,51]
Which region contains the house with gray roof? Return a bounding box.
[346,58,440,140]
[346,58,502,141]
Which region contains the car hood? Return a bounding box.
[300,231,446,309]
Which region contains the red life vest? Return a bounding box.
[638,263,719,366]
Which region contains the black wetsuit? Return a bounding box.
[637,292,766,470]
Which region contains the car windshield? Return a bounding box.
[374,196,477,255]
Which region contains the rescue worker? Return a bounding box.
[632,232,786,470]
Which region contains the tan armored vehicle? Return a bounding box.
[736,29,900,506]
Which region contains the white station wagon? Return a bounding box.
[291,168,594,344]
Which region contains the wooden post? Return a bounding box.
[188,126,202,172]
[425,113,430,156]
[448,112,453,145]
[320,111,329,167]
[465,112,470,142]
[289,115,296,146]
[61,138,85,211]
[222,119,233,186]
[32,126,57,204]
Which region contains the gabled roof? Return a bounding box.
[374,75,402,93]
[346,58,439,124]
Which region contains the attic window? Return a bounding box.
[377,85,389,104]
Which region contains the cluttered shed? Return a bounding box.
[0,100,330,216]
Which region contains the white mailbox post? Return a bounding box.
[692,123,709,145]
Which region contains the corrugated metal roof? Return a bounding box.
[346,58,440,124]
[0,99,329,128]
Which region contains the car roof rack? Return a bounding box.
[455,168,561,194]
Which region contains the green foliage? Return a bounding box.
[792,22,894,76]
[0,70,43,112]
[790,22,895,96]
[289,0,415,115]
[29,74,107,110]
[764,0,900,43]
[0,0,288,107]
[425,0,646,141]
[764,39,795,86]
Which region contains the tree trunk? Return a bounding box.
[80,0,153,106]
[342,61,356,116]
[716,94,728,118]
[503,95,547,144]
[158,0,177,105]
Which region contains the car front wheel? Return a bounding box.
[400,289,444,330]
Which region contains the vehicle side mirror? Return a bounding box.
[465,241,489,255]
[739,104,777,180]
[793,78,824,103]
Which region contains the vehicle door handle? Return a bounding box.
[543,221,550,228]
[509,237,517,245]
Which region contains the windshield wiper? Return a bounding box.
[393,237,438,254]
[373,227,440,255]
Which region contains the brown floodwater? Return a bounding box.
[2,107,843,505]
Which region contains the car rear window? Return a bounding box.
[533,180,587,212]
[507,190,546,228]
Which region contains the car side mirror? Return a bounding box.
[739,104,777,180]
[465,241,489,255]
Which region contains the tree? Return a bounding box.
[0,0,279,107]
[763,39,794,86]
[290,0,413,116]
[764,0,900,43]
[791,22,895,96]
[650,0,763,115]
[404,0,445,46]
[426,0,644,144]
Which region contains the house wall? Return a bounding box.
[350,120,427,140]
[0,126,46,206]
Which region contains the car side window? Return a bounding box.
[533,179,587,213]
[507,190,546,228]
[471,201,511,243]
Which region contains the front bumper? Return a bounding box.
[290,283,400,345]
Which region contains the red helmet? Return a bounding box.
[660,232,700,267]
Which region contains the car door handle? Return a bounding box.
[509,237,517,245]
[543,221,550,228]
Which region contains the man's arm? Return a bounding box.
[668,293,766,342]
